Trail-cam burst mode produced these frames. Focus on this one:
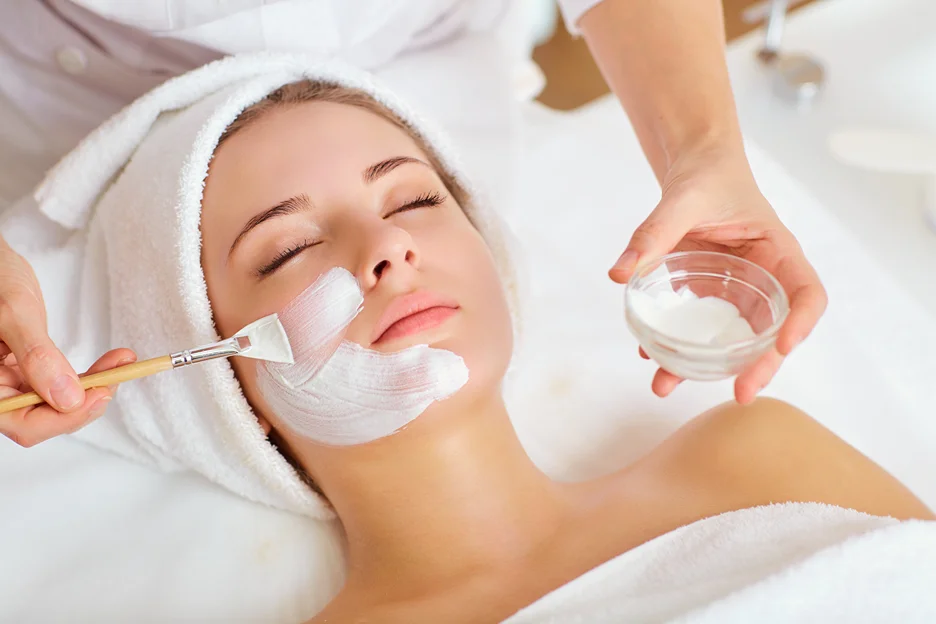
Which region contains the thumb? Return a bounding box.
[609,196,697,284]
[1,310,83,412]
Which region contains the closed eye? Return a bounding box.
[256,239,319,278]
[386,191,446,218]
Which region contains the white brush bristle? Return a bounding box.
[236,314,295,364]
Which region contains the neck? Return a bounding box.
[305,393,573,591]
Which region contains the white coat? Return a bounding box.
[0,0,601,207]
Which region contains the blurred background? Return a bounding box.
[521,0,936,320]
[532,0,815,110]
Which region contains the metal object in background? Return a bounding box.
[754,0,825,109]
[742,0,811,27]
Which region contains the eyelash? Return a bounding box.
[385,191,446,217]
[256,239,316,278]
[255,192,447,278]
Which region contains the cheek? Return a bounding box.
[472,255,514,373]
[429,226,513,385]
[466,239,512,337]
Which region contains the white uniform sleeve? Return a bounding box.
[556,0,606,35]
[69,0,511,68]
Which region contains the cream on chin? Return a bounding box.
[258,267,469,446]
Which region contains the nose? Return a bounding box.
[354,220,420,291]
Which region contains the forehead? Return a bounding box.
[216,101,423,178]
[202,101,429,223]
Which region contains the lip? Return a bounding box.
[371,291,460,345]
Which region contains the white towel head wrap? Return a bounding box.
[29,53,517,518]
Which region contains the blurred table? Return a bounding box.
[727,0,936,315]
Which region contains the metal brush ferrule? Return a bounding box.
[170,337,248,368]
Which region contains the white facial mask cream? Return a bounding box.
[257,267,469,446]
[628,286,756,346]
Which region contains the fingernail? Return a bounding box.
[89,396,111,419]
[117,357,136,366]
[50,375,83,410]
[614,249,639,273]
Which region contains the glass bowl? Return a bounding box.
[624,251,789,381]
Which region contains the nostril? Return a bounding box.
[373,259,389,279]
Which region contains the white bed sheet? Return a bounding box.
[2,97,935,623]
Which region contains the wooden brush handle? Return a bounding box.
[0,355,173,414]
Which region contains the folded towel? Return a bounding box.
[504,503,936,623]
[10,53,516,518]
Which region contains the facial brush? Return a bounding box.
[0,314,294,414]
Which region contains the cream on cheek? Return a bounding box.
[257,267,469,446]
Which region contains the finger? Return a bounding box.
[770,247,828,355]
[0,365,23,389]
[83,348,138,377]
[734,348,784,405]
[651,368,683,397]
[0,303,83,412]
[609,194,699,284]
[0,342,9,359]
[0,386,113,448]
[638,346,649,360]
[777,282,827,355]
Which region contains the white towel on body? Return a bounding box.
[2,52,517,518]
[504,502,936,623]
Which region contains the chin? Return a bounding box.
[432,334,508,403]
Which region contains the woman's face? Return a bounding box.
[201,100,512,436]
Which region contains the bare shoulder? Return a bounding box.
[646,398,934,521]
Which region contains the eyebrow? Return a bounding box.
[362,156,430,184]
[228,193,313,259]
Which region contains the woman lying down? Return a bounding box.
[13,56,934,622]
